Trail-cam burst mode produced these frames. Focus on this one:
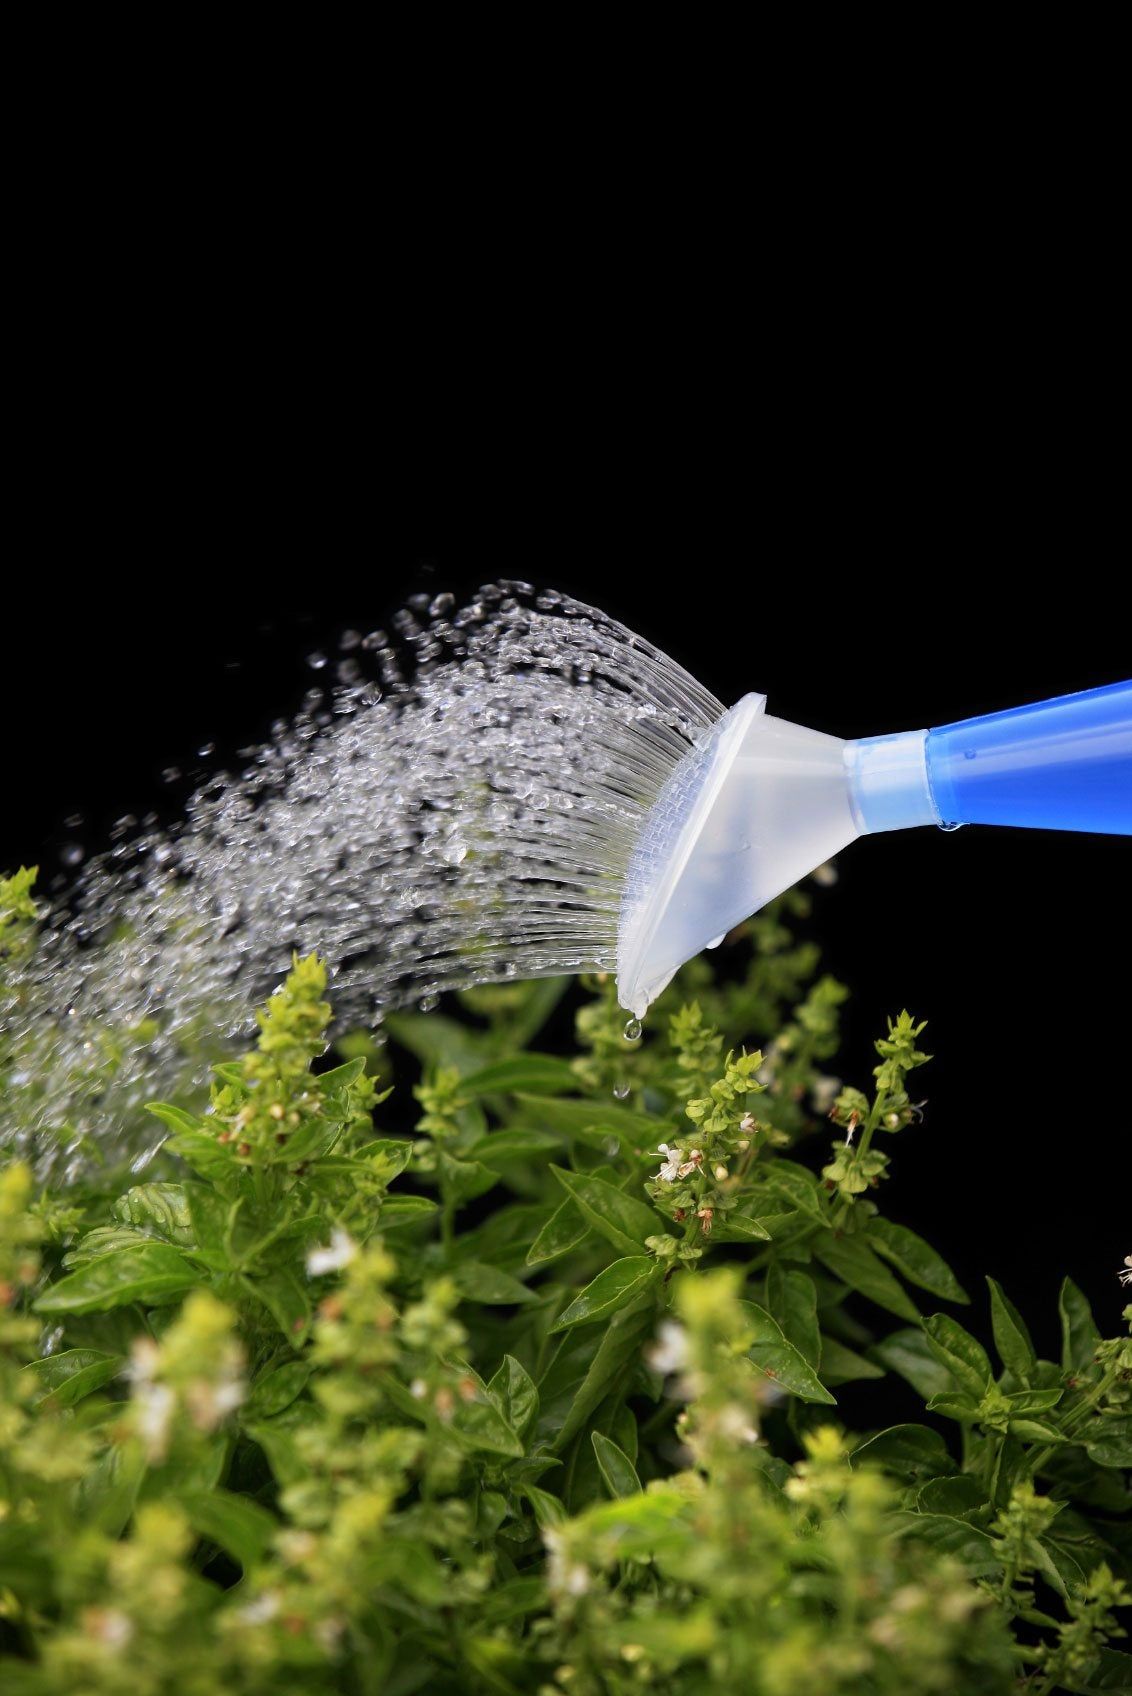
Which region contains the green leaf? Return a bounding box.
[1062,1647,1132,1694]
[926,1392,982,1423]
[145,1102,207,1138]
[386,1011,486,1072]
[1059,1276,1101,1375]
[554,1297,658,1452]
[852,1424,955,1481]
[869,1328,956,1400]
[351,1138,413,1181]
[739,1301,835,1404]
[313,1055,366,1092]
[549,1165,660,1256]
[814,1234,921,1322]
[987,1276,1037,1380]
[438,1150,498,1204]
[35,1243,201,1315]
[178,1487,276,1570]
[1085,1416,1132,1469]
[890,1511,1001,1576]
[263,1114,344,1166]
[551,1258,657,1332]
[917,1474,988,1518]
[448,1362,525,1459]
[452,1261,537,1305]
[752,1160,826,1223]
[869,1219,968,1304]
[765,1265,820,1367]
[487,1355,539,1438]
[242,1267,311,1347]
[591,1431,642,1499]
[516,1095,662,1152]
[1006,1388,1063,1415]
[712,1211,773,1242]
[819,1336,885,1385]
[162,1128,239,1185]
[526,1198,593,1267]
[524,1484,567,1529]
[377,1195,440,1229]
[244,1418,309,1489]
[77,1440,146,1537]
[185,1184,241,1271]
[23,1349,123,1407]
[112,1182,195,1246]
[467,1129,562,1168]
[1009,1418,1067,1443]
[242,1360,312,1420]
[922,1313,994,1399]
[461,1054,578,1096]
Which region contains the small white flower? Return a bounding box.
[1119,1255,1132,1287]
[716,1403,760,1444]
[544,1528,591,1599]
[713,1164,729,1182]
[647,1320,689,1376]
[306,1228,357,1278]
[652,1143,684,1183]
[739,1113,757,1134]
[134,1382,175,1462]
[239,1591,281,1626]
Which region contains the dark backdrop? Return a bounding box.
[3,396,1129,1370]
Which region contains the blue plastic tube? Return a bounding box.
[849,680,1132,837]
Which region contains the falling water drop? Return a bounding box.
[60,843,85,868]
[612,1081,631,1099]
[623,1017,642,1042]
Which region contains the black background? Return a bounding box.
[3,246,1129,1373]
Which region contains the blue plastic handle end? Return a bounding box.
[926,680,1132,836]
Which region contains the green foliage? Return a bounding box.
[1,894,1130,1694]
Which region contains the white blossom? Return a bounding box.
[239,1591,281,1626]
[651,1143,684,1183]
[134,1382,175,1462]
[716,1403,760,1444]
[1119,1254,1132,1287]
[306,1228,357,1277]
[544,1528,590,1598]
[647,1320,689,1376]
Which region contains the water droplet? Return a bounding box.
[612,1081,631,1099]
[441,840,468,866]
[197,741,216,758]
[161,767,181,784]
[339,629,361,652]
[307,651,328,671]
[429,592,455,618]
[419,992,440,1012]
[60,843,85,868]
[623,1017,642,1042]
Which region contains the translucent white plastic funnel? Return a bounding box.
[616,694,861,1016]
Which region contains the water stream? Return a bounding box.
[3,586,723,1180]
